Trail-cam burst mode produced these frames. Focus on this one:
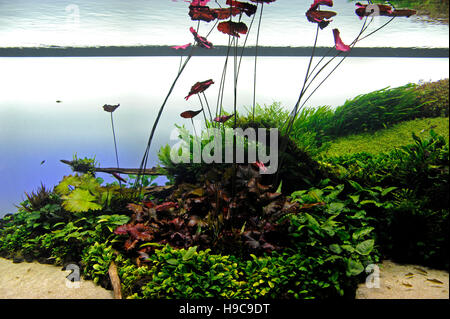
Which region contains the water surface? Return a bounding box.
[0,0,448,48]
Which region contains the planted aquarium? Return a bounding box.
[0,0,448,307]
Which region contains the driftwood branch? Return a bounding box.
[108,261,122,299]
[60,159,165,175]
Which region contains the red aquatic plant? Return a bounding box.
[250,0,276,3]
[355,2,393,18]
[213,7,242,20]
[306,0,336,29]
[102,104,120,113]
[355,3,416,18]
[309,0,333,11]
[189,27,213,49]
[185,79,214,100]
[189,5,242,22]
[252,161,267,173]
[332,28,351,52]
[114,223,155,251]
[171,43,192,50]
[214,114,234,123]
[180,109,203,118]
[189,5,218,22]
[226,0,257,17]
[389,9,417,17]
[155,201,179,212]
[190,0,211,5]
[217,21,248,37]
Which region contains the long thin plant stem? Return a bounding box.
[198,94,212,126]
[202,92,214,125]
[253,3,264,121]
[282,24,320,140]
[191,118,198,138]
[135,47,196,194]
[274,14,398,185]
[110,113,120,169]
[216,36,233,118]
[110,112,121,187]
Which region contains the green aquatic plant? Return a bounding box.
[55,173,130,213]
[415,78,449,117]
[81,242,115,286]
[69,154,98,175]
[321,117,449,157]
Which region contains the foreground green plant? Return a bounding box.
[322,117,449,157]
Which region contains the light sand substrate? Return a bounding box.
[356,260,449,299]
[0,257,113,299]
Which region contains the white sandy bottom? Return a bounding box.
[0,258,114,299]
[356,260,449,299]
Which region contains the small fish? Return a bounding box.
[426,278,444,285]
[414,267,428,275]
[56,100,62,103]
[404,272,414,277]
[40,160,46,165]
[402,282,413,288]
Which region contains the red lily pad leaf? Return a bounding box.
[172,43,192,50]
[355,3,395,18]
[306,9,336,29]
[333,29,351,52]
[212,7,241,20]
[102,104,120,113]
[190,27,213,49]
[214,113,234,123]
[226,0,257,17]
[390,9,416,17]
[250,0,276,3]
[309,0,333,11]
[180,109,203,119]
[190,0,211,5]
[189,5,218,22]
[217,21,248,38]
[185,79,214,100]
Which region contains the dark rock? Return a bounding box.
[37,256,54,264]
[13,255,25,263]
[23,253,35,263]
